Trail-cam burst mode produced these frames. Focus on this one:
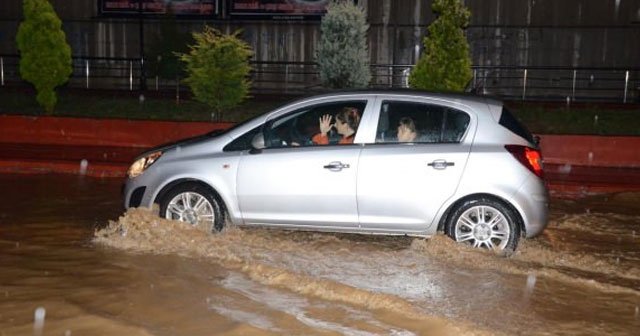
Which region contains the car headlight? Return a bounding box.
[127,151,162,178]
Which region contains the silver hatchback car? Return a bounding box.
[124,90,548,251]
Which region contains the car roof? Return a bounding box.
[292,89,502,107]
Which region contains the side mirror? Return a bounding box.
[251,132,265,150]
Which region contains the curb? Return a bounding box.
[1,115,639,198]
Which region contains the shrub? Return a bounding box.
[148,7,192,81]
[16,0,72,114]
[316,0,371,89]
[409,0,472,92]
[179,26,253,121]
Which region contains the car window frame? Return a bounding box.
[360,95,476,146]
[258,96,376,150]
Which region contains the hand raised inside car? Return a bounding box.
[318,114,333,135]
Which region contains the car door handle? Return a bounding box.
[428,159,454,170]
[323,161,350,171]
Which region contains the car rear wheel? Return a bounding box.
[159,183,223,233]
[445,198,520,252]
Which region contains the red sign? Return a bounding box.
[229,0,329,19]
[100,0,219,16]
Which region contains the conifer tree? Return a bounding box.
[16,0,72,113]
[316,0,370,89]
[179,26,253,120]
[148,6,191,81]
[409,0,472,92]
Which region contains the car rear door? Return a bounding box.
[356,97,475,233]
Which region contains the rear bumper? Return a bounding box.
[513,176,549,238]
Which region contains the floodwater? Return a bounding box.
[1,174,639,335]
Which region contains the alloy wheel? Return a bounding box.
[165,192,216,231]
[454,205,511,250]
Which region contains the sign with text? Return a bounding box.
[100,0,219,17]
[229,0,329,20]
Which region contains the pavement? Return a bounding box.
[1,142,639,198]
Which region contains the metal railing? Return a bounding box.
[469,65,639,103]
[1,54,638,103]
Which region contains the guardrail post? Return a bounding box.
[129,61,133,91]
[176,74,180,105]
[85,60,90,89]
[623,70,629,103]
[473,69,477,89]
[388,66,393,87]
[402,67,410,88]
[572,70,577,101]
[522,69,528,100]
[285,64,289,93]
[1,57,4,86]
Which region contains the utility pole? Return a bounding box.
[138,0,147,91]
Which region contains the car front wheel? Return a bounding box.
[445,198,520,252]
[158,183,224,233]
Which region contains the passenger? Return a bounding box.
[312,107,361,145]
[397,116,418,142]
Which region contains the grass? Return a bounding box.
[1,88,639,135]
[0,88,286,123]
[507,102,640,136]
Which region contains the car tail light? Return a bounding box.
[505,145,544,179]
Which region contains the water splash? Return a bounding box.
[33,307,46,336]
[79,159,88,175]
[94,208,476,335]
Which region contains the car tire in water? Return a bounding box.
[159,183,224,233]
[445,197,520,252]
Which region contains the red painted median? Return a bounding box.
[1,115,639,196]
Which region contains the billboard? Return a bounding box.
[229,0,330,20]
[100,0,219,17]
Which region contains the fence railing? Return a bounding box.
[1,54,638,103]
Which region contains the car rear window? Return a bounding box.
[375,101,470,144]
[499,107,536,146]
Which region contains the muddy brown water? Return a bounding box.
[1,174,639,335]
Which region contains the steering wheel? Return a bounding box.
[289,118,312,146]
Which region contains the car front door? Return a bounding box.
[356,98,475,233]
[236,98,372,229]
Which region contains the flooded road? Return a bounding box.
[1,174,639,335]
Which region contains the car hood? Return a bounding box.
[134,129,226,159]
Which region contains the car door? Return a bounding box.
[236,98,373,229]
[356,97,475,233]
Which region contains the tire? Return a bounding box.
[158,183,224,233]
[445,197,520,252]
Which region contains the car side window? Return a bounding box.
[223,125,262,152]
[442,108,470,143]
[264,101,367,148]
[375,101,469,144]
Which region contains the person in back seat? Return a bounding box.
[397,117,418,142]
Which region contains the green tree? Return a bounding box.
[179,26,252,121]
[16,0,72,114]
[409,0,472,92]
[316,0,370,89]
[148,6,192,82]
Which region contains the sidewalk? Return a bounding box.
[544,163,640,197]
[0,143,137,177]
[1,142,639,197]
